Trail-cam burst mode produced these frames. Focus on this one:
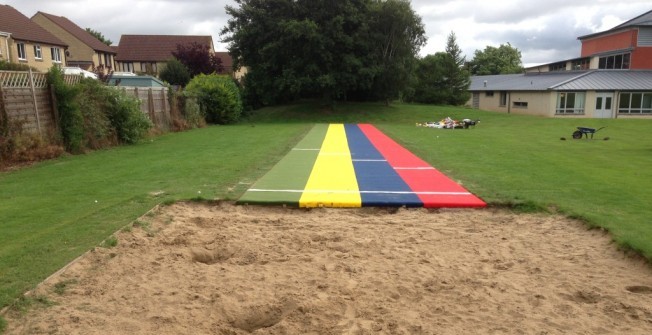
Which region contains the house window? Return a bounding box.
[104,54,111,68]
[51,47,62,63]
[513,101,528,108]
[556,92,585,114]
[499,92,507,106]
[34,45,42,60]
[618,92,652,114]
[485,91,494,97]
[598,53,630,69]
[17,43,26,60]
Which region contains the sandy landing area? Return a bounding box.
[5,202,652,334]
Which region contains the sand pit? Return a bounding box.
[5,202,652,334]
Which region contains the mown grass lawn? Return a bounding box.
[1,101,651,317]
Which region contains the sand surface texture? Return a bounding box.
[5,202,652,334]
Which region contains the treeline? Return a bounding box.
[221,0,523,108]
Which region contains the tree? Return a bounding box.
[368,0,426,105]
[172,42,224,77]
[85,28,112,46]
[411,32,470,105]
[442,31,471,105]
[469,43,523,75]
[160,58,191,87]
[221,0,426,107]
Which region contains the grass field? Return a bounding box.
[1,101,651,316]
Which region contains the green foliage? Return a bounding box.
[368,0,426,104]
[85,28,112,46]
[47,67,83,153]
[185,74,243,124]
[221,0,426,106]
[183,96,206,128]
[0,60,34,71]
[75,79,151,147]
[411,32,470,105]
[76,79,114,149]
[102,236,118,248]
[160,58,191,87]
[104,90,152,144]
[469,43,524,75]
[0,315,6,333]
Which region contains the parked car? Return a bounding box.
[62,66,98,79]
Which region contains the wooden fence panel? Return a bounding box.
[0,87,54,134]
[1,70,172,137]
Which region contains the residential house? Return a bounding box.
[31,11,116,74]
[115,35,234,77]
[468,9,652,119]
[0,4,67,71]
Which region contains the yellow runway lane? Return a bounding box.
[299,124,361,207]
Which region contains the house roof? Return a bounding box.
[115,35,214,62]
[215,51,233,70]
[0,5,66,46]
[470,70,652,92]
[34,12,115,54]
[578,9,652,40]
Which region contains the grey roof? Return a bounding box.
[552,70,652,90]
[579,9,652,40]
[470,70,652,92]
[612,9,652,29]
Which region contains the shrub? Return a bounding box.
[184,74,243,124]
[47,67,83,153]
[105,89,152,144]
[76,79,114,149]
[160,58,191,87]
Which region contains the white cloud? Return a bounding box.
[3,0,650,64]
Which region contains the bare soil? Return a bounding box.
[4,202,652,334]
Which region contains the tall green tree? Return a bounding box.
[369,0,426,105]
[411,32,470,105]
[443,31,471,105]
[221,0,426,107]
[85,28,112,46]
[469,43,523,75]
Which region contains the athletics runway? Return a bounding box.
[238,124,486,208]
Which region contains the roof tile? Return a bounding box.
[35,12,115,53]
[0,5,66,46]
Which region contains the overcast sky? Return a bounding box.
[3,0,651,66]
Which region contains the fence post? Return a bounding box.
[50,84,60,132]
[28,68,42,136]
[148,88,157,127]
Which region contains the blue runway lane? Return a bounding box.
[344,124,422,207]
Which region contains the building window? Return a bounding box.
[556,92,585,114]
[51,47,62,63]
[549,62,566,72]
[618,92,652,114]
[598,53,630,69]
[571,58,590,70]
[485,91,494,97]
[513,101,528,108]
[17,43,26,60]
[104,54,111,68]
[499,92,507,106]
[34,45,42,60]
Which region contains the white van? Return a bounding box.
[62,67,98,79]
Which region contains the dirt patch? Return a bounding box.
[5,202,652,334]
